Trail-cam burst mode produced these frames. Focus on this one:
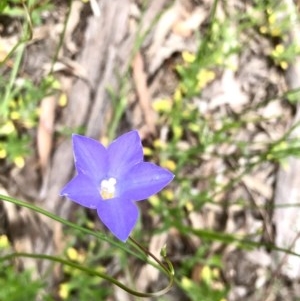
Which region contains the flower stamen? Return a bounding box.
[100,177,117,200]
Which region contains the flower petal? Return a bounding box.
[96,198,138,241]
[107,131,143,179]
[72,134,108,182]
[60,174,102,209]
[120,162,174,201]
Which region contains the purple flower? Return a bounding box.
[60,130,174,242]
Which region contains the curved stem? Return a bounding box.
[0,252,172,297]
[129,236,174,276]
[0,194,174,297]
[129,236,175,293]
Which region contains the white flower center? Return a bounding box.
[100,177,117,200]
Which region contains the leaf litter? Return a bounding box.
[1,0,300,300]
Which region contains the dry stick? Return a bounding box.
[225,157,274,243]
[263,231,300,301]
[265,0,300,299]
[240,181,273,243]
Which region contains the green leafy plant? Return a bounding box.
[0,235,51,300]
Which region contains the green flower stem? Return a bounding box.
[129,236,175,294]
[1,36,26,118]
[49,0,72,74]
[176,223,300,258]
[129,236,175,276]
[0,1,32,66]
[0,194,174,297]
[0,1,33,118]
[0,251,172,298]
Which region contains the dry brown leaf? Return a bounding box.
[242,175,273,200]
[132,52,156,135]
[172,7,206,37]
[206,66,248,112]
[43,57,88,80]
[64,0,84,54]
[37,95,56,174]
[148,2,179,57]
